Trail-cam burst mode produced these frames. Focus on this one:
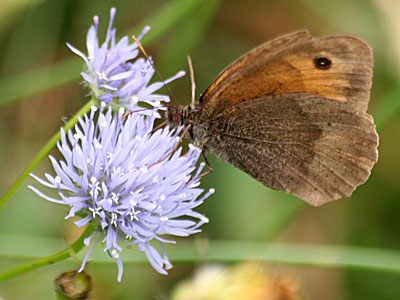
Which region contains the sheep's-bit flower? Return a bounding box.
[29,105,213,282]
[67,8,185,114]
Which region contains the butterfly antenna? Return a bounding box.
[132,34,181,106]
[187,55,196,110]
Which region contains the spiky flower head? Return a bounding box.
[67,7,185,114]
[29,105,213,282]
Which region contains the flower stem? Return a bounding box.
[0,225,95,282]
[0,99,95,210]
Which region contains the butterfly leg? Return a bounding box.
[196,148,214,179]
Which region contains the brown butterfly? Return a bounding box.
[167,30,378,206]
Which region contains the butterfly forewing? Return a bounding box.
[193,32,377,206]
[200,33,372,116]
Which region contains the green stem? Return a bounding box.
[0,224,95,282]
[0,99,95,210]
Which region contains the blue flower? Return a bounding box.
[67,8,185,113]
[29,105,213,282]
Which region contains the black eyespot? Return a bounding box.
[314,57,332,70]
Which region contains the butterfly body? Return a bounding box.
[166,30,378,206]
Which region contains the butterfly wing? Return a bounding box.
[200,32,372,116]
[205,94,378,206]
[198,32,377,206]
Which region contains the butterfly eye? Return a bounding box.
[313,57,332,70]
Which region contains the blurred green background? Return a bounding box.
[0,0,400,299]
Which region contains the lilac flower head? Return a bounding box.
[29,105,213,282]
[67,8,185,114]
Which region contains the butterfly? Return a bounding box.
[167,30,378,206]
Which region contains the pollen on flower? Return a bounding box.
[119,107,125,115]
[130,95,139,104]
[200,162,206,168]
[89,206,102,217]
[111,249,120,259]
[90,177,97,183]
[160,216,168,221]
[111,192,119,204]
[97,71,108,80]
[91,105,98,112]
[140,166,148,173]
[74,133,83,140]
[201,216,209,223]
[94,141,103,149]
[184,175,191,182]
[209,188,215,194]
[55,176,62,184]
[179,193,187,198]
[165,262,173,270]
[160,194,166,201]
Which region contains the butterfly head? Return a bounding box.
[166,105,198,128]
